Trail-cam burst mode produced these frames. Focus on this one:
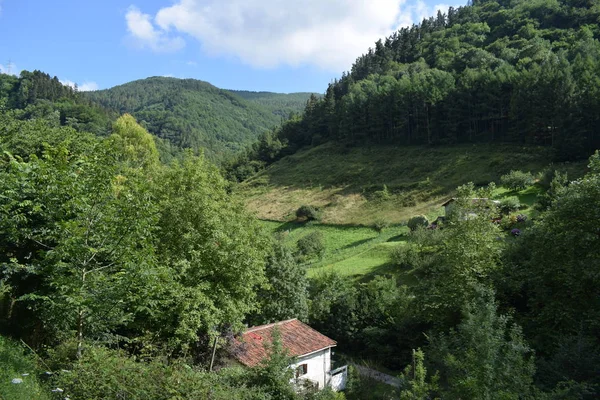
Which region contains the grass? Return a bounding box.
[240,142,586,225]
[0,336,50,400]
[261,219,416,280]
[248,143,588,280]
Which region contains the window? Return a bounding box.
[296,364,308,377]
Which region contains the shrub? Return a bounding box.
[390,245,419,269]
[372,219,389,233]
[296,232,325,260]
[51,346,276,400]
[372,185,392,202]
[295,205,321,222]
[501,214,519,231]
[408,215,429,231]
[499,196,521,215]
[500,170,535,191]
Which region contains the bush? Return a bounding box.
[372,185,392,202]
[390,245,419,269]
[296,232,325,260]
[408,215,429,231]
[500,170,535,191]
[51,346,278,400]
[372,219,389,233]
[296,205,321,222]
[499,196,521,215]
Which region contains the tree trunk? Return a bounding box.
[77,269,86,359]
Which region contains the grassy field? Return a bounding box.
[241,142,584,225]
[261,220,410,279]
[248,142,587,280]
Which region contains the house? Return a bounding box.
[230,319,347,391]
[442,198,500,217]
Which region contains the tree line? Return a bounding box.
[227,0,600,180]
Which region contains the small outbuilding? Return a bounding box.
[230,319,347,391]
[442,197,500,217]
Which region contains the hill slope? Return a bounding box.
[240,142,586,225]
[85,77,311,159]
[227,90,316,118]
[234,0,600,176]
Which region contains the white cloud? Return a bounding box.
[60,79,100,91]
[186,61,198,66]
[79,81,99,91]
[0,62,18,76]
[60,79,76,89]
[125,6,185,52]
[127,0,466,71]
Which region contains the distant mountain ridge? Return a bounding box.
[227,90,319,118]
[84,77,315,159]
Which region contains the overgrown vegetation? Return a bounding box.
[2,0,600,398]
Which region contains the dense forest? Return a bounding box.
[227,0,600,180]
[0,70,114,137]
[0,72,314,163]
[1,0,600,399]
[229,90,319,119]
[84,78,313,159]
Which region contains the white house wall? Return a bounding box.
[291,348,332,389]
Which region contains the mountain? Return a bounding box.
[227,90,317,119]
[0,70,114,137]
[84,77,314,159]
[237,0,600,174]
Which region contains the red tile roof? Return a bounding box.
[230,319,337,367]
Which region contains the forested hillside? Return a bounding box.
[0,70,114,137]
[2,0,600,398]
[228,90,317,118]
[85,77,312,159]
[230,0,600,180]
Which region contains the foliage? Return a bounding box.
[0,110,271,362]
[501,170,536,191]
[0,336,50,400]
[84,77,310,160]
[296,205,322,222]
[398,349,439,400]
[503,151,600,392]
[390,245,419,269]
[51,345,287,400]
[0,70,113,137]
[407,215,429,231]
[413,183,502,324]
[498,196,521,214]
[110,113,160,169]
[372,219,390,233]
[148,154,270,355]
[428,289,536,399]
[249,242,309,325]
[245,328,297,400]
[228,90,317,119]
[296,232,326,261]
[535,170,569,211]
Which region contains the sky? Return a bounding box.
[0,0,466,93]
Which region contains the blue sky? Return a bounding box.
[0,0,465,93]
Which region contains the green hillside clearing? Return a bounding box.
[248,143,586,279]
[242,142,585,225]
